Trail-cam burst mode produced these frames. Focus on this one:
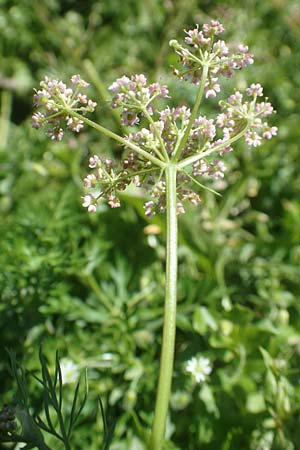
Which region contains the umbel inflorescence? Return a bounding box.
[32,74,97,141]
[32,20,277,217]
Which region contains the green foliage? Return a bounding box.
[3,349,112,449]
[1,1,300,449]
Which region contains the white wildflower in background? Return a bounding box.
[185,356,212,383]
[60,358,80,385]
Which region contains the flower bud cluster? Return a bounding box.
[108,74,169,126]
[193,158,226,179]
[127,84,276,162]
[32,75,97,141]
[127,105,217,159]
[82,152,153,212]
[143,177,201,218]
[82,147,202,216]
[217,84,277,148]
[170,20,254,97]
[0,404,17,438]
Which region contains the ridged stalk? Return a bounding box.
[149,164,178,450]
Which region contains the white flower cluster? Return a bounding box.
[32,75,97,141]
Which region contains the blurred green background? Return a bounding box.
[1,0,300,449]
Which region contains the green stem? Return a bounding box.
[150,164,178,450]
[0,90,12,151]
[56,409,71,450]
[172,64,209,161]
[70,111,166,169]
[179,168,221,196]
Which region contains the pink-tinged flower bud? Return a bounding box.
[172,106,191,121]
[219,144,233,156]
[216,113,227,127]
[228,91,243,105]
[108,76,130,92]
[87,99,97,109]
[77,93,88,104]
[185,28,211,46]
[111,93,125,108]
[185,192,201,206]
[206,89,217,98]
[193,116,216,141]
[83,174,97,188]
[262,126,278,139]
[255,102,274,117]
[149,83,169,98]
[222,127,231,140]
[245,131,262,147]
[89,155,99,168]
[108,195,121,208]
[159,85,170,98]
[47,128,64,141]
[133,74,147,86]
[104,159,113,168]
[184,28,199,46]
[71,74,89,87]
[203,20,225,36]
[243,53,254,65]
[193,160,209,176]
[213,40,229,55]
[144,200,156,218]
[33,89,50,106]
[205,78,221,99]
[45,99,58,112]
[177,202,185,215]
[246,83,263,97]
[121,109,139,126]
[133,175,141,187]
[82,195,97,212]
[208,159,226,179]
[238,44,248,53]
[66,117,84,132]
[31,112,45,128]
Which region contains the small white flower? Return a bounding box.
[82,194,97,212]
[87,99,97,109]
[60,358,80,385]
[185,356,212,383]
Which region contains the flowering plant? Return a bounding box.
[31,20,277,450]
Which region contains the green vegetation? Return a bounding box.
[1,1,300,449]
